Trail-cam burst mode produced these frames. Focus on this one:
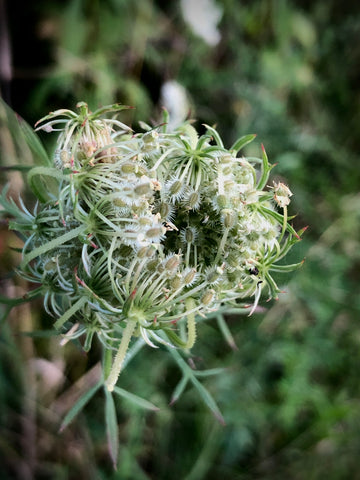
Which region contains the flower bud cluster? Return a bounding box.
[2,102,304,388]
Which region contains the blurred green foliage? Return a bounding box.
[1,0,360,478]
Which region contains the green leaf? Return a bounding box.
[169,374,189,405]
[257,144,274,190]
[20,224,85,270]
[90,103,133,119]
[166,346,225,424]
[105,389,119,469]
[190,375,226,425]
[203,124,224,148]
[54,296,87,330]
[230,133,257,154]
[216,314,238,350]
[17,114,51,166]
[270,259,305,273]
[0,98,50,167]
[59,381,102,432]
[113,386,160,411]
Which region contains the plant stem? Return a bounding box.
[105,320,136,392]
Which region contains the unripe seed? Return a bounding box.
[146,226,166,239]
[134,183,152,196]
[171,274,182,290]
[222,209,237,229]
[216,194,228,209]
[186,191,200,209]
[121,163,136,174]
[169,180,183,196]
[184,226,197,244]
[183,268,197,285]
[165,255,180,271]
[201,289,215,306]
[159,202,171,219]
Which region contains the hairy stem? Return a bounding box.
[105,320,137,392]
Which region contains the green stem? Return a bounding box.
[184,297,197,349]
[105,320,137,392]
[20,224,84,269]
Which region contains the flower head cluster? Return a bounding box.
[1,102,304,391]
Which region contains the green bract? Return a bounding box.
[1,102,304,391]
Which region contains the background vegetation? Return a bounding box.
[1,0,360,478]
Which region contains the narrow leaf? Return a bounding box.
[105,389,119,469]
[113,386,160,411]
[230,133,257,154]
[190,375,225,425]
[169,374,189,406]
[54,296,87,329]
[20,224,84,269]
[216,314,238,350]
[270,259,305,273]
[59,381,102,432]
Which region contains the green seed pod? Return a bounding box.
[165,254,180,271]
[146,259,159,271]
[146,226,166,239]
[121,163,136,174]
[206,267,223,284]
[216,194,228,209]
[60,150,71,168]
[183,268,197,285]
[138,217,153,227]
[222,209,237,229]
[169,180,183,196]
[137,246,150,258]
[220,154,232,164]
[113,198,127,207]
[186,191,201,210]
[134,183,152,196]
[159,201,172,220]
[171,274,182,290]
[184,226,197,244]
[201,289,215,306]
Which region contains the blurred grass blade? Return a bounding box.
[59,381,102,432]
[105,389,119,469]
[169,374,189,406]
[216,314,238,350]
[113,386,160,411]
[167,345,225,424]
[190,375,225,425]
[0,98,50,167]
[17,113,51,166]
[194,368,227,378]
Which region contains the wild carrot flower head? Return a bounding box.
[1,102,304,391]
